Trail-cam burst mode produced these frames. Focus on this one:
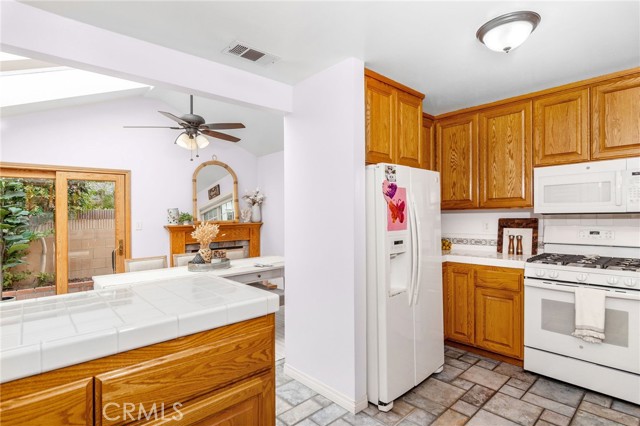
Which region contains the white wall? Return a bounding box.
[0,95,263,259]
[283,58,366,411]
[257,150,284,256]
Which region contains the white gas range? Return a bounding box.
[524,225,640,405]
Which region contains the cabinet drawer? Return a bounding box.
[227,269,283,284]
[474,267,522,291]
[96,328,273,426]
[0,378,92,426]
[137,372,274,426]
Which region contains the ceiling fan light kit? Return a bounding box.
[124,95,245,160]
[476,11,541,53]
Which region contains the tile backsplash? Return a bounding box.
[441,211,640,252]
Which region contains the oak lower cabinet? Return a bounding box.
[479,101,533,208]
[443,262,523,361]
[365,69,427,168]
[0,316,275,426]
[591,74,640,160]
[436,113,479,209]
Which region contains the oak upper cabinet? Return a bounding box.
[436,114,479,209]
[533,88,590,166]
[422,114,436,170]
[396,90,425,168]
[365,69,426,168]
[474,267,523,359]
[591,75,640,160]
[479,101,533,208]
[365,76,396,164]
[443,263,475,345]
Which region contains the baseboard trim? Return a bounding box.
[283,363,368,414]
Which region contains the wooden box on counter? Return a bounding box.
[165,223,262,266]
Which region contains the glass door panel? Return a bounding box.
[57,172,126,294]
[1,177,57,300]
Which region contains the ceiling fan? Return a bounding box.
[124,95,245,159]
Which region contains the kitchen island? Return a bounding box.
[0,273,279,425]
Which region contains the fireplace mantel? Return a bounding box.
[164,222,262,266]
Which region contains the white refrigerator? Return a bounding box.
[366,163,444,411]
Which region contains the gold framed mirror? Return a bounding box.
[192,160,240,222]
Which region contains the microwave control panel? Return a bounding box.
[627,170,640,212]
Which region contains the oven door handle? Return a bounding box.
[525,279,640,301]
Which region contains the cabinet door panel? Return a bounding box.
[365,77,396,164]
[422,115,435,170]
[475,287,522,359]
[592,75,640,160]
[396,91,424,168]
[445,265,474,344]
[437,114,479,209]
[0,378,93,426]
[479,101,532,208]
[533,89,590,166]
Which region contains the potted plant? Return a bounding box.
[178,211,193,225]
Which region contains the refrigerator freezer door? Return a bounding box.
[410,167,445,384]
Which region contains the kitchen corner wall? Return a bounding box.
[284,57,366,412]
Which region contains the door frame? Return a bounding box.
[0,162,131,294]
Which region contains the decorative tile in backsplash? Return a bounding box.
[442,236,497,247]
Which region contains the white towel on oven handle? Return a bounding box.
[572,286,606,343]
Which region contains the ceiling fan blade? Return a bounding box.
[200,129,241,143]
[201,123,246,130]
[123,126,182,129]
[158,111,189,125]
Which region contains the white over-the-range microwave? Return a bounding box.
[534,157,640,214]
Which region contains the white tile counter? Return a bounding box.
[0,274,279,383]
[442,249,527,269]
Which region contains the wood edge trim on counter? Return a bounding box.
[0,315,275,401]
[434,67,640,119]
[365,68,425,100]
[445,340,523,367]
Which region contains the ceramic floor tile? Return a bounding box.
[461,384,495,407]
[276,379,317,406]
[483,393,543,426]
[499,384,526,399]
[528,377,585,407]
[445,356,472,370]
[467,409,520,426]
[540,409,571,426]
[459,365,510,390]
[493,362,538,384]
[402,391,447,417]
[583,392,613,408]
[570,410,623,426]
[611,401,640,418]
[476,359,499,370]
[521,392,576,418]
[430,408,468,426]
[373,410,404,426]
[414,378,466,406]
[432,363,465,383]
[508,377,536,391]
[578,401,640,426]
[310,403,347,426]
[403,407,436,425]
[451,399,479,417]
[278,398,322,426]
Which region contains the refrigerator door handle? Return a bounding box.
[412,199,422,306]
[408,194,419,306]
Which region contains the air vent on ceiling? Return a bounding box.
[222,41,280,66]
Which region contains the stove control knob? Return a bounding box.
[535,269,546,277]
[576,273,588,282]
[549,271,559,279]
[607,277,619,285]
[624,278,639,288]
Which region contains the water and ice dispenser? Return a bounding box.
[388,236,410,297]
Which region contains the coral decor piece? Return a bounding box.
[243,188,265,206]
[191,222,220,264]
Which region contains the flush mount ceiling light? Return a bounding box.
[476,11,541,53]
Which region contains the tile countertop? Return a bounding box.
[442,249,527,269]
[0,274,279,384]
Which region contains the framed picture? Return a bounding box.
[208,184,220,200]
